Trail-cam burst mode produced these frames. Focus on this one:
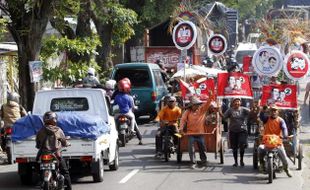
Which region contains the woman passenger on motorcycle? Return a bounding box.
[113,79,143,145]
[220,97,250,167]
[36,111,72,190]
[155,96,182,158]
[258,104,292,177]
[179,94,214,169]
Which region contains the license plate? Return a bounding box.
[40,163,55,170]
[120,124,127,129]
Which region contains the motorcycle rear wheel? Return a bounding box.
[42,181,50,190]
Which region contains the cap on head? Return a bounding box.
[87,67,96,76]
[232,97,241,103]
[167,96,176,102]
[269,104,279,111]
[105,79,116,90]
[189,96,202,106]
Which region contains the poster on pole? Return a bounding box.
[207,34,227,56]
[172,21,197,50]
[29,61,43,83]
[283,50,310,81]
[252,46,283,77]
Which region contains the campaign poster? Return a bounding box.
[260,84,297,109]
[252,46,283,77]
[283,50,310,81]
[217,72,253,99]
[29,61,43,83]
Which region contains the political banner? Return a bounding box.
[179,78,215,100]
[283,50,310,81]
[217,72,253,99]
[260,84,297,110]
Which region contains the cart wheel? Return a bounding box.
[219,139,224,164]
[177,141,182,163]
[253,139,258,169]
[298,144,303,170]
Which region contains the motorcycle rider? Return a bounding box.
[113,78,143,145]
[155,96,182,158]
[0,92,27,155]
[82,67,100,87]
[36,111,72,190]
[258,104,292,177]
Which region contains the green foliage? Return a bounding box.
[41,35,101,86]
[0,18,8,41]
[41,35,100,60]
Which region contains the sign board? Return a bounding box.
[29,61,43,83]
[252,46,283,77]
[283,50,310,81]
[207,34,227,55]
[145,47,180,70]
[172,21,197,50]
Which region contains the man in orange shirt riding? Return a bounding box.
[258,104,292,177]
[155,96,182,158]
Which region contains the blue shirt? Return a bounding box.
[114,92,134,114]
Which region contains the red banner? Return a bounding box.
[260,84,298,109]
[217,72,253,99]
[179,78,215,100]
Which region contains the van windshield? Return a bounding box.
[114,69,152,87]
[236,50,256,64]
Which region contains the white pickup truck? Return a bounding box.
[11,88,119,184]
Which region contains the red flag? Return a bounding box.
[260,84,297,109]
[193,78,215,100]
[179,79,193,98]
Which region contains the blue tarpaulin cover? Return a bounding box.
[12,113,110,142]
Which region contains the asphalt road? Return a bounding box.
[0,121,307,190]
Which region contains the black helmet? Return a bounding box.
[43,111,57,125]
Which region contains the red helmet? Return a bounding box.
[118,79,131,92]
[122,78,131,86]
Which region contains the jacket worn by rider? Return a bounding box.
[36,125,68,153]
[259,113,288,145]
[114,92,134,114]
[0,101,27,126]
[156,106,182,128]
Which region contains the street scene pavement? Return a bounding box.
[0,81,309,190]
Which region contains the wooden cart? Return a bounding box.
[176,120,225,164]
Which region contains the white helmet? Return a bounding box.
[105,79,116,90]
[87,67,96,76]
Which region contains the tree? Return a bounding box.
[0,0,56,110]
[89,0,138,70]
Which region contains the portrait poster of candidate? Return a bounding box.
[260,84,297,109]
[252,46,282,77]
[283,50,310,81]
[217,72,253,99]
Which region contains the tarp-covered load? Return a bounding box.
[12,113,110,142]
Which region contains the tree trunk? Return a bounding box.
[6,1,53,110]
[93,21,113,70]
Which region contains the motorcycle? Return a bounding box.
[38,149,66,190]
[115,114,135,147]
[161,124,178,162]
[1,125,13,164]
